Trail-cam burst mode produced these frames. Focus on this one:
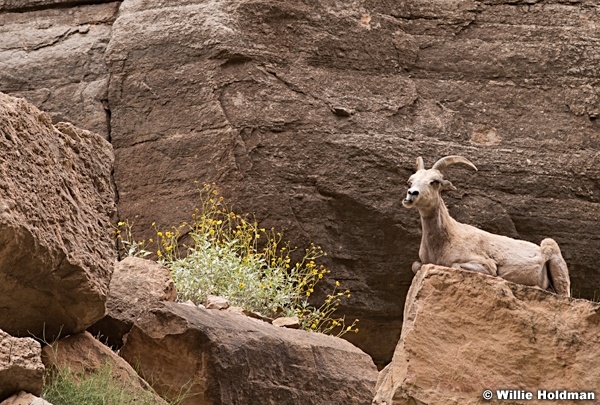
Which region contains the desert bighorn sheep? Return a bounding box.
[403,155,571,297]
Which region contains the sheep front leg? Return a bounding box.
[411,261,422,274]
[451,260,497,276]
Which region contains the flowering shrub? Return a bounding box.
[115,184,359,337]
[114,220,151,259]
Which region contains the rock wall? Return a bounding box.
[0,0,119,138]
[1,0,599,365]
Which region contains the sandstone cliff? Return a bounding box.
[1,0,598,366]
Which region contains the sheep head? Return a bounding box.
[402,156,477,211]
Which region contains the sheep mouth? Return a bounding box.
[402,198,415,208]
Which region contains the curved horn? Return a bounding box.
[415,157,425,171]
[432,155,478,172]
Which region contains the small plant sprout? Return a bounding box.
[114,220,151,259]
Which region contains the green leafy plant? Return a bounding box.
[117,184,359,337]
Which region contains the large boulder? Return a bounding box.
[0,1,119,138]
[41,331,167,405]
[0,330,44,401]
[0,93,115,339]
[120,302,378,405]
[88,257,177,347]
[373,265,600,405]
[106,0,600,366]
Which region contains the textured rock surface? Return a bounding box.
[373,265,600,405]
[0,93,115,339]
[0,330,44,401]
[107,0,600,366]
[3,0,600,366]
[205,295,230,310]
[0,1,119,138]
[42,331,167,404]
[272,316,300,329]
[0,391,52,405]
[88,257,177,347]
[121,302,378,405]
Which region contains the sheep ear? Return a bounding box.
[441,180,456,191]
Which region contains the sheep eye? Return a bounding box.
[430,179,440,185]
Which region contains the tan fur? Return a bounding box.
[403,156,571,297]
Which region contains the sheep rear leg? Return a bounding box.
[541,238,571,297]
[451,261,497,276]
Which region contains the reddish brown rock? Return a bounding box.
[3,0,599,366]
[205,295,230,310]
[121,302,378,405]
[0,330,44,401]
[272,316,300,329]
[0,2,119,138]
[106,0,600,366]
[373,265,600,405]
[41,331,167,404]
[0,93,115,339]
[88,257,177,348]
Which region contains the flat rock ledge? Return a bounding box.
[373,265,600,405]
